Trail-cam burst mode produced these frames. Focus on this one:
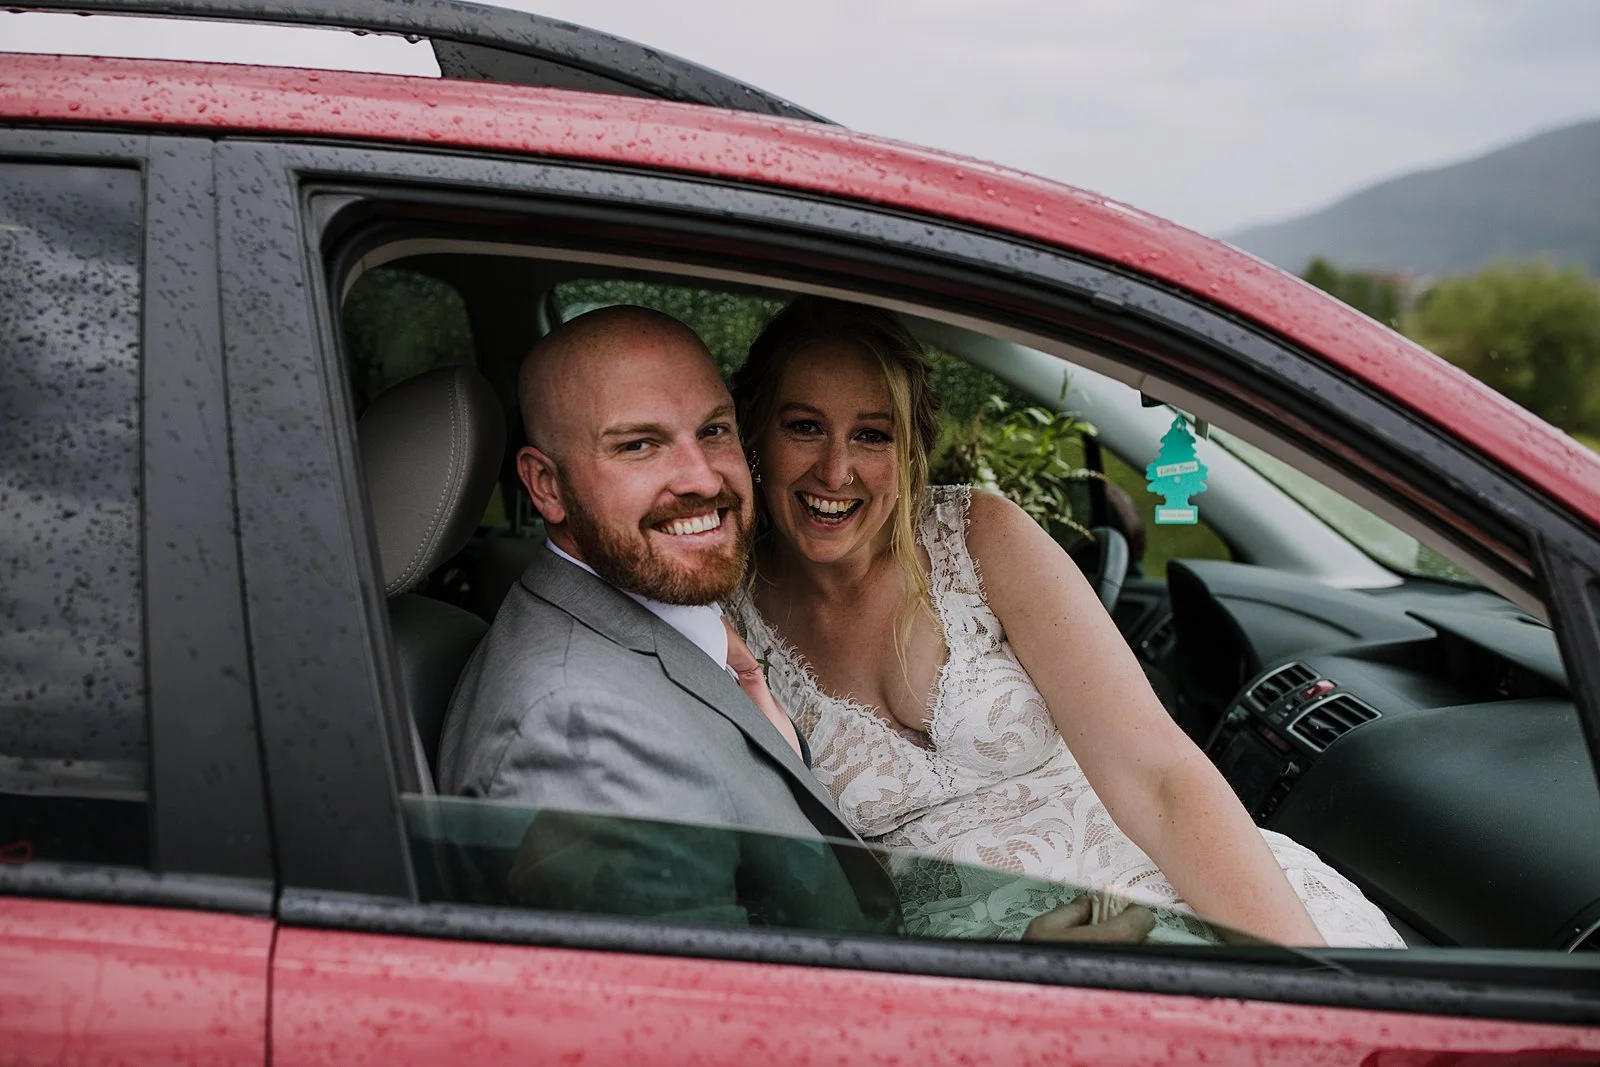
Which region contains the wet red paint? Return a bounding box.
[2,54,1595,528]
[272,927,1600,1066]
[0,896,272,1066]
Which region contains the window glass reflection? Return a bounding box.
[0,163,145,862]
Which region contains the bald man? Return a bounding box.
[436,306,899,933]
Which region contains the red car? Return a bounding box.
[3,1,1599,1063]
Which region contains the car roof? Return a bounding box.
[5,51,1597,531]
[8,0,828,120]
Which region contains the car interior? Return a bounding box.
[337,243,1600,957]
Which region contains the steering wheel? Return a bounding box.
[1066,526,1131,615]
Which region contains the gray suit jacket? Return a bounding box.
[436,548,899,933]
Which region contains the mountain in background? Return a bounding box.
[1225,119,1600,277]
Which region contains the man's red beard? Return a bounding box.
[563,486,752,605]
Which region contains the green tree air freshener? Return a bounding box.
[1146,416,1208,524]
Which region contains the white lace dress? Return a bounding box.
[733,486,1405,947]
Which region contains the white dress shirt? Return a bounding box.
[544,539,729,672]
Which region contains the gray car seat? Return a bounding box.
[359,365,506,783]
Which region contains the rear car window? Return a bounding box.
[343,266,475,414]
[0,163,146,865]
[551,279,782,378]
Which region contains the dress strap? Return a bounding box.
[919,485,1006,658]
[919,485,986,601]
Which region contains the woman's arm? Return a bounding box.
[964,489,1325,946]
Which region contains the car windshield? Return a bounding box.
[1208,427,1480,586]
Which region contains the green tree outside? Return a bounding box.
[1303,256,1600,449]
[1403,261,1600,441]
[1302,256,1406,327]
[343,268,476,412]
[553,280,782,378]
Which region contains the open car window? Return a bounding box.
[546,277,1231,578]
[344,266,476,414]
[316,175,1594,1011]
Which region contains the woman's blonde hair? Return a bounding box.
[732,297,942,641]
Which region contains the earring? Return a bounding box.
[747,449,762,484]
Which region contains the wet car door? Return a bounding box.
[0,131,274,1064]
[209,134,1600,1064]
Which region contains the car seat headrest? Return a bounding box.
[358,366,506,597]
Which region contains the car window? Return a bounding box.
[325,227,1588,984]
[929,370,1228,575]
[0,162,146,867]
[343,266,476,414]
[403,794,1256,949]
[551,279,783,378]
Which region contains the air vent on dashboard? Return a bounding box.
[1138,615,1176,661]
[1288,694,1380,752]
[1245,662,1316,711]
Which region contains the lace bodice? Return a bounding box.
[733,485,1405,948]
[738,485,1078,842]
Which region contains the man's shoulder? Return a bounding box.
[472,580,657,694]
[437,580,670,791]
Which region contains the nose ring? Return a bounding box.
[843,472,855,487]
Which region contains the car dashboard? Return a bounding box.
[1160,560,1600,952]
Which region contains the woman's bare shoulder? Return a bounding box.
[962,487,1063,590]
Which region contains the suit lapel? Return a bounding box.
[650,626,849,828]
[519,545,656,652]
[520,547,855,840]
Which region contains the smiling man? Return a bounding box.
[434,305,900,931]
[516,305,754,609]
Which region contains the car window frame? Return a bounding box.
[209,137,1600,1023]
[0,128,272,914]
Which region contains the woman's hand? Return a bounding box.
[1022,895,1156,943]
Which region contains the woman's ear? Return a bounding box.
[516,445,566,526]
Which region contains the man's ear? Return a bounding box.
[516,445,567,526]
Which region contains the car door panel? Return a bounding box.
[269,925,1600,1066]
[0,897,272,1066]
[0,129,275,1066]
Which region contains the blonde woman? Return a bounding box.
[728,297,1403,947]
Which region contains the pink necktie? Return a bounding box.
[722,618,804,761]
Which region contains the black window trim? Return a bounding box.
[0,860,274,915]
[0,129,274,911]
[207,137,1600,1020]
[216,141,415,901]
[141,136,274,885]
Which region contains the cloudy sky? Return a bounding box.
[5,1,1597,234]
